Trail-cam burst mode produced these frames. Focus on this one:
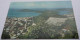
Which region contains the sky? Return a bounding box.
[10,1,72,9]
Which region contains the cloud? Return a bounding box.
[10,1,72,9]
[26,3,35,6]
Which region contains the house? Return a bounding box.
[62,28,70,32]
[32,23,36,26]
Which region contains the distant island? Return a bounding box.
[1,1,79,39]
[2,8,79,39]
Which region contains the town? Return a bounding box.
[4,17,36,38]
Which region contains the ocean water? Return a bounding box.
[7,9,72,17]
[58,11,71,15]
[7,9,41,17]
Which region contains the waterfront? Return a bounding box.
[1,1,79,39]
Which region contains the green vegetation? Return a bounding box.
[1,30,10,39]
[17,8,79,39]
[2,8,79,39]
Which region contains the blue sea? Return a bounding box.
[8,9,41,17]
[7,9,72,17]
[59,11,71,15]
